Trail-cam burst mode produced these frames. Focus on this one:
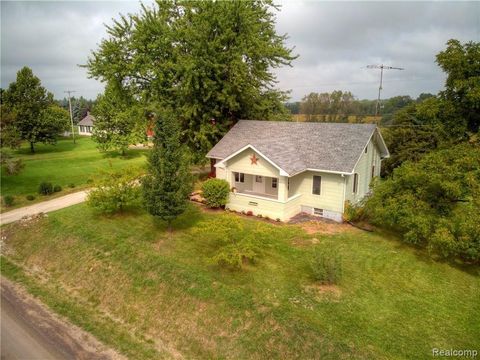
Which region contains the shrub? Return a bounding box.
[310,247,342,284]
[257,214,263,218]
[38,182,53,195]
[68,183,75,188]
[26,195,35,201]
[4,159,25,175]
[3,195,14,207]
[53,185,62,192]
[276,218,281,222]
[201,178,230,208]
[364,144,480,263]
[87,170,140,214]
[343,200,365,222]
[192,218,264,270]
[246,210,253,216]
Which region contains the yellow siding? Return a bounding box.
[226,149,280,177]
[288,171,345,213]
[228,193,284,220]
[345,136,382,203]
[227,193,303,221]
[216,167,226,180]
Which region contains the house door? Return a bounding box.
[253,175,265,193]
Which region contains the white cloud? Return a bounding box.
[1,1,478,101]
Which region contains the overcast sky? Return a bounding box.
[1,1,479,101]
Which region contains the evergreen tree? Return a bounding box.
[142,109,193,231]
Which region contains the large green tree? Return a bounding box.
[3,67,69,153]
[92,84,145,155]
[436,39,480,133]
[381,39,479,176]
[87,0,296,160]
[142,108,193,231]
[364,144,480,263]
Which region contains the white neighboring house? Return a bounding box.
[206,120,390,222]
[77,112,95,136]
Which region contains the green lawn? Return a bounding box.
[1,137,147,208]
[1,204,478,359]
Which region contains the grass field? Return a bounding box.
[1,137,148,209]
[292,114,381,123]
[1,203,478,359]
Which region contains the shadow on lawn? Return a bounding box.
[377,229,480,276]
[151,205,203,233]
[16,142,78,155]
[103,149,147,160]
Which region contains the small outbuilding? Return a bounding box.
[77,112,95,136]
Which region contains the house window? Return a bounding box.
[312,175,321,195]
[353,173,359,193]
[255,175,263,183]
[234,172,244,183]
[371,165,375,179]
[271,178,278,189]
[365,145,368,153]
[313,208,324,216]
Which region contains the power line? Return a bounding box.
[366,64,404,116]
[64,90,76,144]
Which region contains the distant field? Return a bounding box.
[1,203,478,359]
[292,114,381,123]
[1,137,148,209]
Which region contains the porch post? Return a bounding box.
[278,176,288,202]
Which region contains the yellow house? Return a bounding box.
[206,120,389,222]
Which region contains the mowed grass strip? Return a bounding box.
[1,203,479,359]
[1,137,147,209]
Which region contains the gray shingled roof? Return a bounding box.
[78,113,95,126]
[207,120,389,175]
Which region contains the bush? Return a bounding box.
[68,183,75,188]
[201,178,230,208]
[343,201,365,222]
[3,195,14,207]
[364,144,480,263]
[87,170,140,214]
[38,182,53,195]
[4,159,25,175]
[192,217,264,270]
[53,185,62,192]
[246,210,253,216]
[26,195,35,201]
[310,247,342,284]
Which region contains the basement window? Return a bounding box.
[313,208,324,216]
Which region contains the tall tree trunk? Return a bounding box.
[30,142,35,153]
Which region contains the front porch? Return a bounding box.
[231,173,280,200]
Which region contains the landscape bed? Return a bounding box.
[1,203,479,359]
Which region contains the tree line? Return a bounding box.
[286,91,435,124]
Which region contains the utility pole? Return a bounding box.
[64,90,76,144]
[366,64,404,117]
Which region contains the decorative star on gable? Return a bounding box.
[250,153,259,165]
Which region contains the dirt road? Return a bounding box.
[1,277,124,360]
[0,191,88,226]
